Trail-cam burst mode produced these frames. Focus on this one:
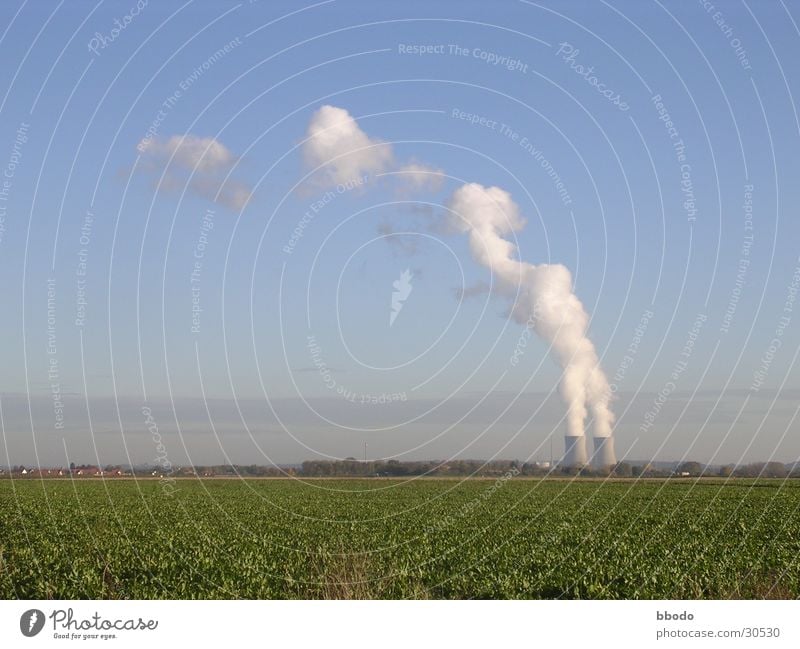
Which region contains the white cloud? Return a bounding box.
[191,177,252,211]
[138,135,236,173]
[302,106,443,195]
[395,162,445,193]
[137,134,252,210]
[302,105,393,186]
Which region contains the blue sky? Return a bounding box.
[1,0,799,466]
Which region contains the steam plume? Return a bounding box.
[447,183,614,447]
[299,106,615,465]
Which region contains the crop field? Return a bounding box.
[1,478,799,599]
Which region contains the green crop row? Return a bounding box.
[1,478,798,599]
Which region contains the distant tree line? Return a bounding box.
[610,461,797,479]
[3,460,799,479]
[300,459,800,479]
[300,458,527,477]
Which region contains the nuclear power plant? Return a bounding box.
[563,435,588,467]
[592,436,616,469]
[562,434,617,469]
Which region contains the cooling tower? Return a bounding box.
[592,437,616,469]
[563,435,588,467]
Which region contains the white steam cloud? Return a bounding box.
[302,105,442,193]
[303,105,393,185]
[447,183,614,439]
[395,162,445,193]
[299,106,615,447]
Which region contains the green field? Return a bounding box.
[1,478,799,599]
